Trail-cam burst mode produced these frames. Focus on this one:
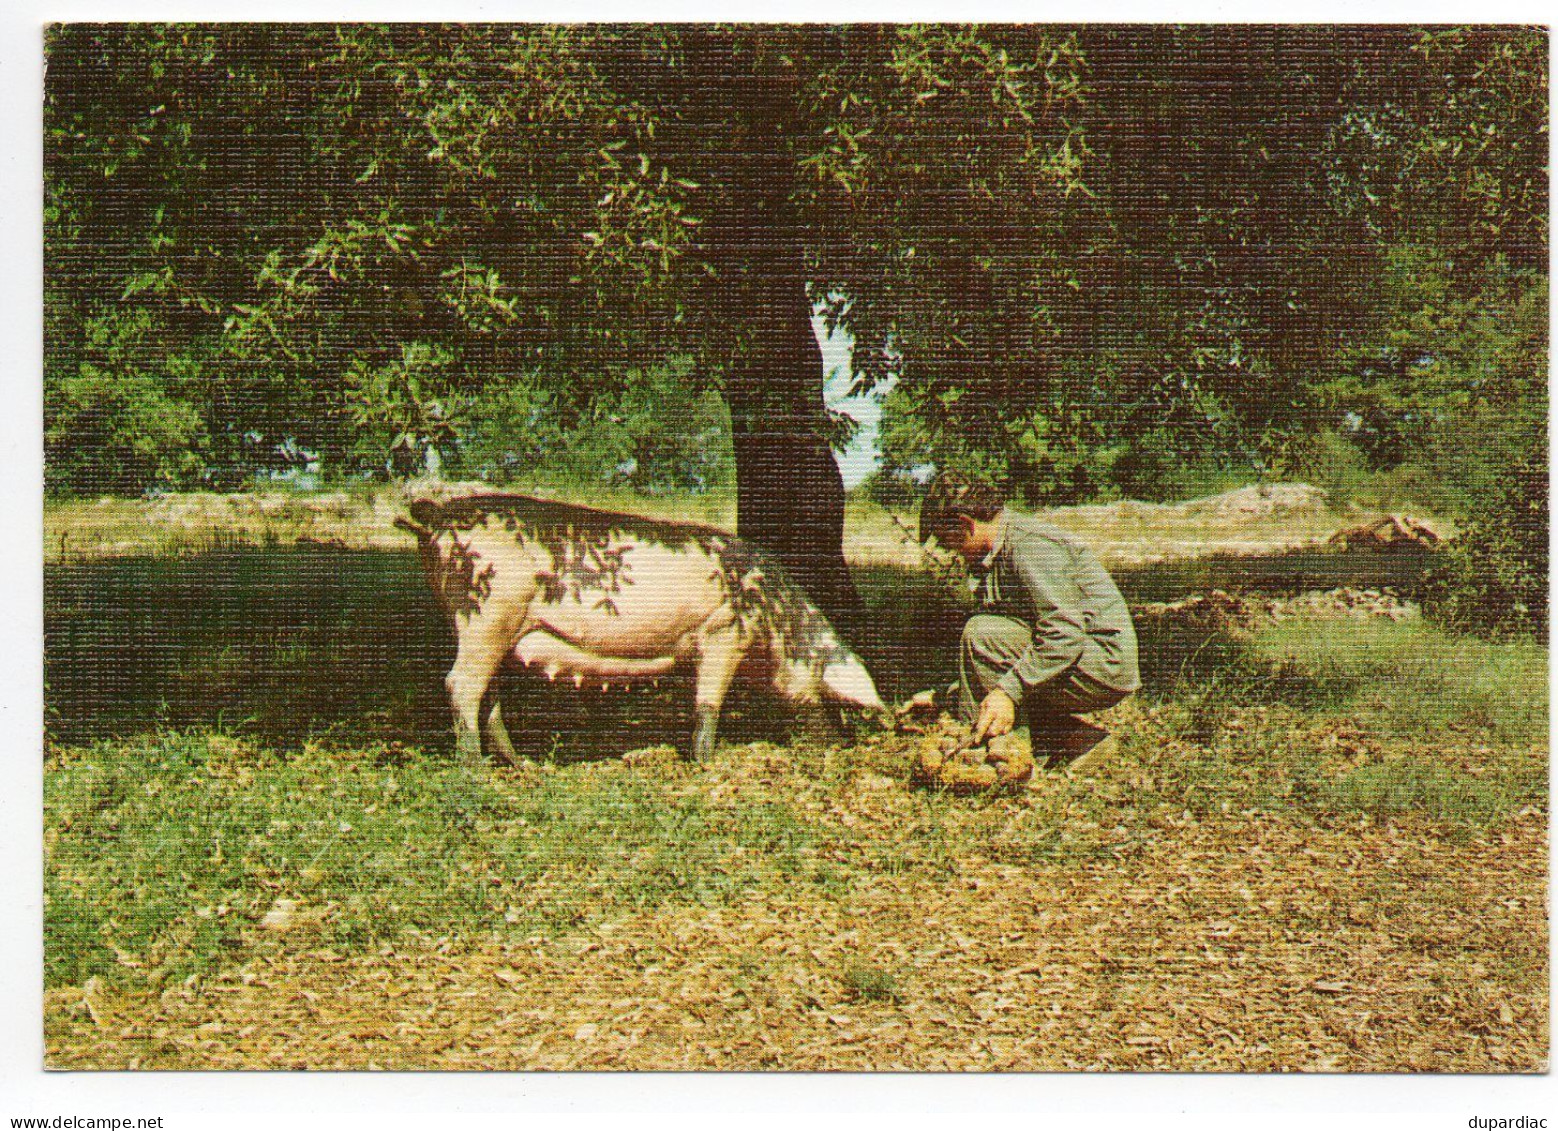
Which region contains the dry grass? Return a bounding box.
[43,482,738,565]
[44,708,1546,1071]
[45,481,1447,570]
[849,484,1456,572]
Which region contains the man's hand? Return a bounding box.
[971,688,1017,744]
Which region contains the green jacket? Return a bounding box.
[975,510,1140,704]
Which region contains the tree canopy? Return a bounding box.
[44,24,1548,628]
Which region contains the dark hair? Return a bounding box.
[919,470,1005,545]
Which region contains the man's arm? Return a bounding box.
[994,535,1088,706]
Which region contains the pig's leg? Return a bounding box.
[798,703,844,747]
[446,609,527,763]
[689,624,746,761]
[483,695,520,766]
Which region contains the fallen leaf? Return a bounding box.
[259,898,298,932]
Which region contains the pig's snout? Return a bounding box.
[820,654,888,720]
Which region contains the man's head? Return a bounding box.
[919,471,1006,563]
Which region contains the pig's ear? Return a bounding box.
[822,655,885,713]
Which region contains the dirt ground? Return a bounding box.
[46,725,1547,1073]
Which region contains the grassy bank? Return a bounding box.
[45,479,1430,569]
[43,482,740,565]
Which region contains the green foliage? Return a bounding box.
[42,18,1546,627]
[1423,418,1548,639]
[1313,257,1548,637]
[454,378,565,483]
[1276,431,1377,507]
[1332,28,1548,271]
[878,379,1131,506]
[1321,252,1544,476]
[41,25,1090,497]
[873,26,1546,516]
[853,469,922,509]
[1107,431,1258,506]
[459,357,733,492]
[802,27,1091,391]
[543,359,731,494]
[343,342,469,477]
[44,308,209,495]
[1420,274,1547,637]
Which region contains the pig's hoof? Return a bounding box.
[453,735,484,765]
[690,708,719,763]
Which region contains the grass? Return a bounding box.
[44,603,1545,993]
[44,732,825,988]
[40,484,1547,1070]
[45,544,452,746]
[1303,759,1533,829]
[1248,617,1548,744]
[1134,625,1546,843]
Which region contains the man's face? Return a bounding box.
[934,515,983,564]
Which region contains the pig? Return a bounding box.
[395,492,887,763]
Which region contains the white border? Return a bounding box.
[7,3,1553,1124]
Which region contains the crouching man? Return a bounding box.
[920,471,1140,771]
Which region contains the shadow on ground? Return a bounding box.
[1110,543,1437,604]
[44,543,838,759]
[44,542,1439,756]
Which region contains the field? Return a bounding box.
[42,486,1546,1071]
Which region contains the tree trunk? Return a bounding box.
[688,33,863,638]
[722,277,864,640]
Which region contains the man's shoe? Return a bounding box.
[1064,730,1119,775]
[1037,717,1117,774]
